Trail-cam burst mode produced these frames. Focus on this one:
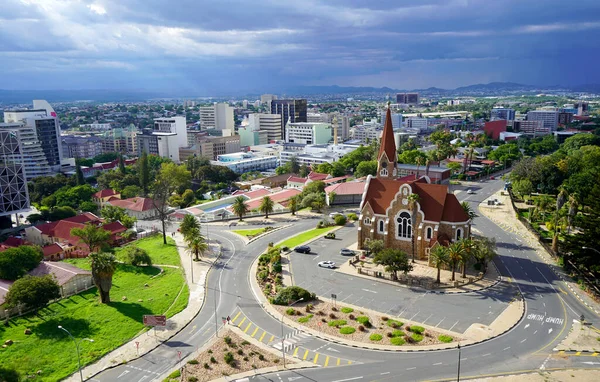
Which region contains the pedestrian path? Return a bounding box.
[228,309,356,367]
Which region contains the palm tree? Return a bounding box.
[232,196,249,221]
[430,245,449,284]
[259,196,275,219]
[460,239,476,278]
[474,237,497,273]
[188,235,209,262]
[288,196,299,216]
[552,189,568,252]
[533,195,553,222]
[408,193,420,263]
[447,242,464,281]
[461,201,476,220]
[415,156,424,178]
[180,214,200,239]
[89,252,117,304]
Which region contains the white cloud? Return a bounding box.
[88,3,107,15]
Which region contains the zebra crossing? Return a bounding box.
[271,330,312,353]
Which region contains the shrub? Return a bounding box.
[392,330,404,337]
[317,310,325,316]
[258,354,265,361]
[381,316,389,321]
[329,313,337,319]
[405,325,411,332]
[390,337,406,346]
[168,370,181,378]
[258,270,268,281]
[188,377,198,382]
[243,356,249,361]
[126,247,152,266]
[358,325,365,332]
[328,319,347,327]
[286,308,296,315]
[258,253,271,265]
[356,316,370,325]
[298,314,313,323]
[210,356,217,364]
[409,325,425,334]
[321,318,327,323]
[306,304,314,312]
[272,262,283,273]
[237,349,244,356]
[273,286,316,305]
[241,340,250,346]
[348,314,355,320]
[334,215,347,226]
[331,306,338,311]
[340,327,356,335]
[187,359,199,365]
[411,333,424,342]
[370,333,383,341]
[224,352,235,365]
[207,350,213,354]
[386,332,393,338]
[224,336,232,345]
[203,363,210,369]
[347,213,358,221]
[405,335,415,344]
[387,319,403,328]
[341,307,354,313]
[273,359,280,364]
[281,246,289,251]
[438,335,453,343]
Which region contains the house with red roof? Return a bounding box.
[287,176,308,189]
[106,197,160,219]
[325,181,366,206]
[357,107,471,261]
[93,189,121,207]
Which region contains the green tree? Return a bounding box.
[562,134,600,154]
[181,189,196,208]
[5,275,61,311]
[100,205,137,229]
[76,162,85,185]
[447,242,464,281]
[398,149,429,165]
[80,201,98,213]
[429,245,449,284]
[460,239,476,278]
[70,223,111,253]
[121,185,143,199]
[0,246,43,280]
[188,234,209,262]
[311,193,326,212]
[288,196,299,215]
[232,196,249,221]
[447,162,462,175]
[259,196,275,219]
[0,367,20,382]
[512,179,534,198]
[152,162,192,244]
[118,154,126,174]
[180,214,200,239]
[364,238,384,256]
[373,248,413,280]
[552,189,568,252]
[354,160,377,177]
[126,247,152,266]
[89,252,117,304]
[139,151,150,196]
[473,237,497,273]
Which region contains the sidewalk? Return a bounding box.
[65,232,220,382]
[479,191,600,316]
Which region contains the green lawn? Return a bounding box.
[115,235,181,266]
[278,226,337,249]
[0,262,188,382]
[232,228,268,237]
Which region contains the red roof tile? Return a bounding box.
[325,181,366,195]
[307,172,330,181]
[42,243,63,257]
[93,189,119,198]
[287,176,307,184]
[108,197,157,212]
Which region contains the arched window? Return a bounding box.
[426,227,433,240]
[379,220,384,233]
[380,168,388,177]
[456,228,462,241]
[396,212,411,238]
[364,217,371,225]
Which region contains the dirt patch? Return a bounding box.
[274,299,460,347]
[179,329,287,382]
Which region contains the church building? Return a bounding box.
[357,107,471,260]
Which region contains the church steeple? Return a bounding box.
[377,103,397,178]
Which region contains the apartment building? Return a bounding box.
[285,122,332,145]
[199,103,234,130]
[527,110,559,132]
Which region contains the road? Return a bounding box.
[92,177,600,382]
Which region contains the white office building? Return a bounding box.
[527,110,559,132]
[247,113,283,142]
[137,116,187,162]
[406,117,429,131]
[200,103,234,130]
[211,152,278,173]
[279,143,359,167]
[285,122,332,145]
[380,111,402,129]
[154,117,187,149]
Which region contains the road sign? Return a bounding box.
[331,294,337,299]
[143,315,167,326]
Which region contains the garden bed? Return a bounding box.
[274,299,458,347]
[232,227,275,240]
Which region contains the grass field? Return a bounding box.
[115,235,180,266]
[232,228,268,237]
[278,226,337,249]
[0,236,188,381]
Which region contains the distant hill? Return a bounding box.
[0,89,163,104]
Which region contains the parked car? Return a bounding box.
[340,248,354,256]
[467,189,474,194]
[324,232,336,239]
[490,176,495,180]
[295,245,311,254]
[318,261,336,269]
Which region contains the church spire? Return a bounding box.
[377,103,397,178]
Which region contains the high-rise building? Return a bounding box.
[285,122,332,145]
[99,125,138,156]
[179,135,241,161]
[0,121,52,180]
[406,117,428,131]
[558,112,574,126]
[0,129,30,217]
[62,136,103,159]
[510,120,548,137]
[270,99,307,138]
[199,103,234,130]
[381,111,402,128]
[137,116,187,162]
[491,107,516,121]
[527,110,559,132]
[247,113,283,142]
[396,93,419,105]
[260,94,277,105]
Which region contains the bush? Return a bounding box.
[258,270,268,281]
[273,286,316,305]
[347,213,358,221]
[188,377,199,382]
[341,307,354,313]
[328,319,347,327]
[298,314,313,323]
[272,262,282,273]
[405,335,415,344]
[286,308,296,315]
[381,316,389,321]
[281,246,289,252]
[168,370,181,378]
[356,316,370,326]
[348,314,355,320]
[438,335,453,343]
[334,215,347,226]
[411,333,424,342]
[390,337,406,346]
[224,352,235,365]
[258,354,265,361]
[241,340,250,346]
[369,333,383,341]
[386,332,393,338]
[203,363,210,369]
[358,325,365,332]
[258,253,271,265]
[340,327,356,335]
[237,349,244,355]
[387,319,403,328]
[126,247,152,266]
[404,325,410,331]
[187,359,199,365]
[392,330,404,337]
[224,336,232,345]
[329,313,337,319]
[409,325,425,334]
[210,356,217,364]
[295,310,302,316]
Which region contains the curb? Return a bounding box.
[244,224,294,245]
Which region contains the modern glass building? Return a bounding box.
[0,130,30,217]
[270,99,307,138]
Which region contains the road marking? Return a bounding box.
[314,353,319,364]
[482,353,491,357]
[449,320,460,331]
[423,313,433,324]
[117,370,130,378]
[521,339,527,343]
[407,367,416,370]
[433,362,443,365]
[337,358,341,366]
[380,372,390,375]
[548,328,553,334]
[237,317,247,327]
[361,289,377,294]
[331,377,363,382]
[503,347,511,351]
[524,324,530,329]
[341,294,353,302]
[409,311,421,321]
[243,322,252,333]
[576,351,581,356]
[534,330,538,334]
[348,361,352,365]
[259,330,266,342]
[251,326,259,337]
[230,311,241,324]
[303,349,309,360]
[292,347,299,357]
[324,356,330,367]
[435,318,445,327]
[269,335,275,342]
[326,347,340,353]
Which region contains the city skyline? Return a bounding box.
[2,0,600,93]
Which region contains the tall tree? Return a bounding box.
[288,196,299,216]
[461,201,476,220]
[460,239,476,278]
[139,151,150,196]
[188,233,209,262]
[373,248,413,280]
[89,252,117,304]
[100,205,137,229]
[75,163,85,186]
[447,242,464,281]
[408,193,420,263]
[429,245,449,284]
[232,196,249,221]
[5,275,61,312]
[180,214,200,239]
[473,237,497,273]
[118,154,126,174]
[365,238,384,257]
[552,189,568,252]
[0,246,43,280]
[151,162,192,244]
[259,196,275,219]
[70,223,111,253]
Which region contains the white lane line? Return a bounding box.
[503,347,511,351]
[534,330,538,334]
[449,320,460,331]
[380,372,390,375]
[422,313,434,324]
[331,377,363,382]
[521,338,527,343]
[361,289,377,294]
[482,353,491,357]
[435,318,445,327]
[409,311,421,321]
[341,294,353,302]
[406,367,416,370]
[433,362,443,366]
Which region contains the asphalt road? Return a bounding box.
[90,177,600,382]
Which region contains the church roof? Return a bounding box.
[378,107,397,163]
[362,176,469,223]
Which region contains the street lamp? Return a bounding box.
[457,343,461,382]
[281,298,304,368]
[582,247,600,255]
[58,325,94,382]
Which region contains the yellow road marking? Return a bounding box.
[243,323,252,333]
[230,311,241,324]
[303,350,309,360]
[576,351,581,356]
[324,356,330,367]
[348,361,352,365]
[336,358,341,366]
[557,288,567,295]
[558,350,564,355]
[593,353,599,357]
[313,353,319,364]
[258,331,266,342]
[237,317,246,328]
[292,348,299,357]
[251,327,259,337]
[269,335,274,342]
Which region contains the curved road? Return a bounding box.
[93,178,600,382]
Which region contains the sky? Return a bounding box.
[1,0,600,94]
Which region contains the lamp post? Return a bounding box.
[457,343,461,382]
[281,298,304,368]
[582,246,600,255]
[58,325,94,382]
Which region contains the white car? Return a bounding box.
[318,261,336,269]
[467,189,474,194]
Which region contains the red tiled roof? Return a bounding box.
[102,221,128,234]
[42,243,63,257]
[378,107,397,165]
[242,188,271,199]
[36,213,100,235]
[307,172,330,181]
[323,175,350,184]
[93,189,119,198]
[29,262,91,285]
[108,197,157,212]
[1,237,28,248]
[287,176,307,184]
[325,181,366,196]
